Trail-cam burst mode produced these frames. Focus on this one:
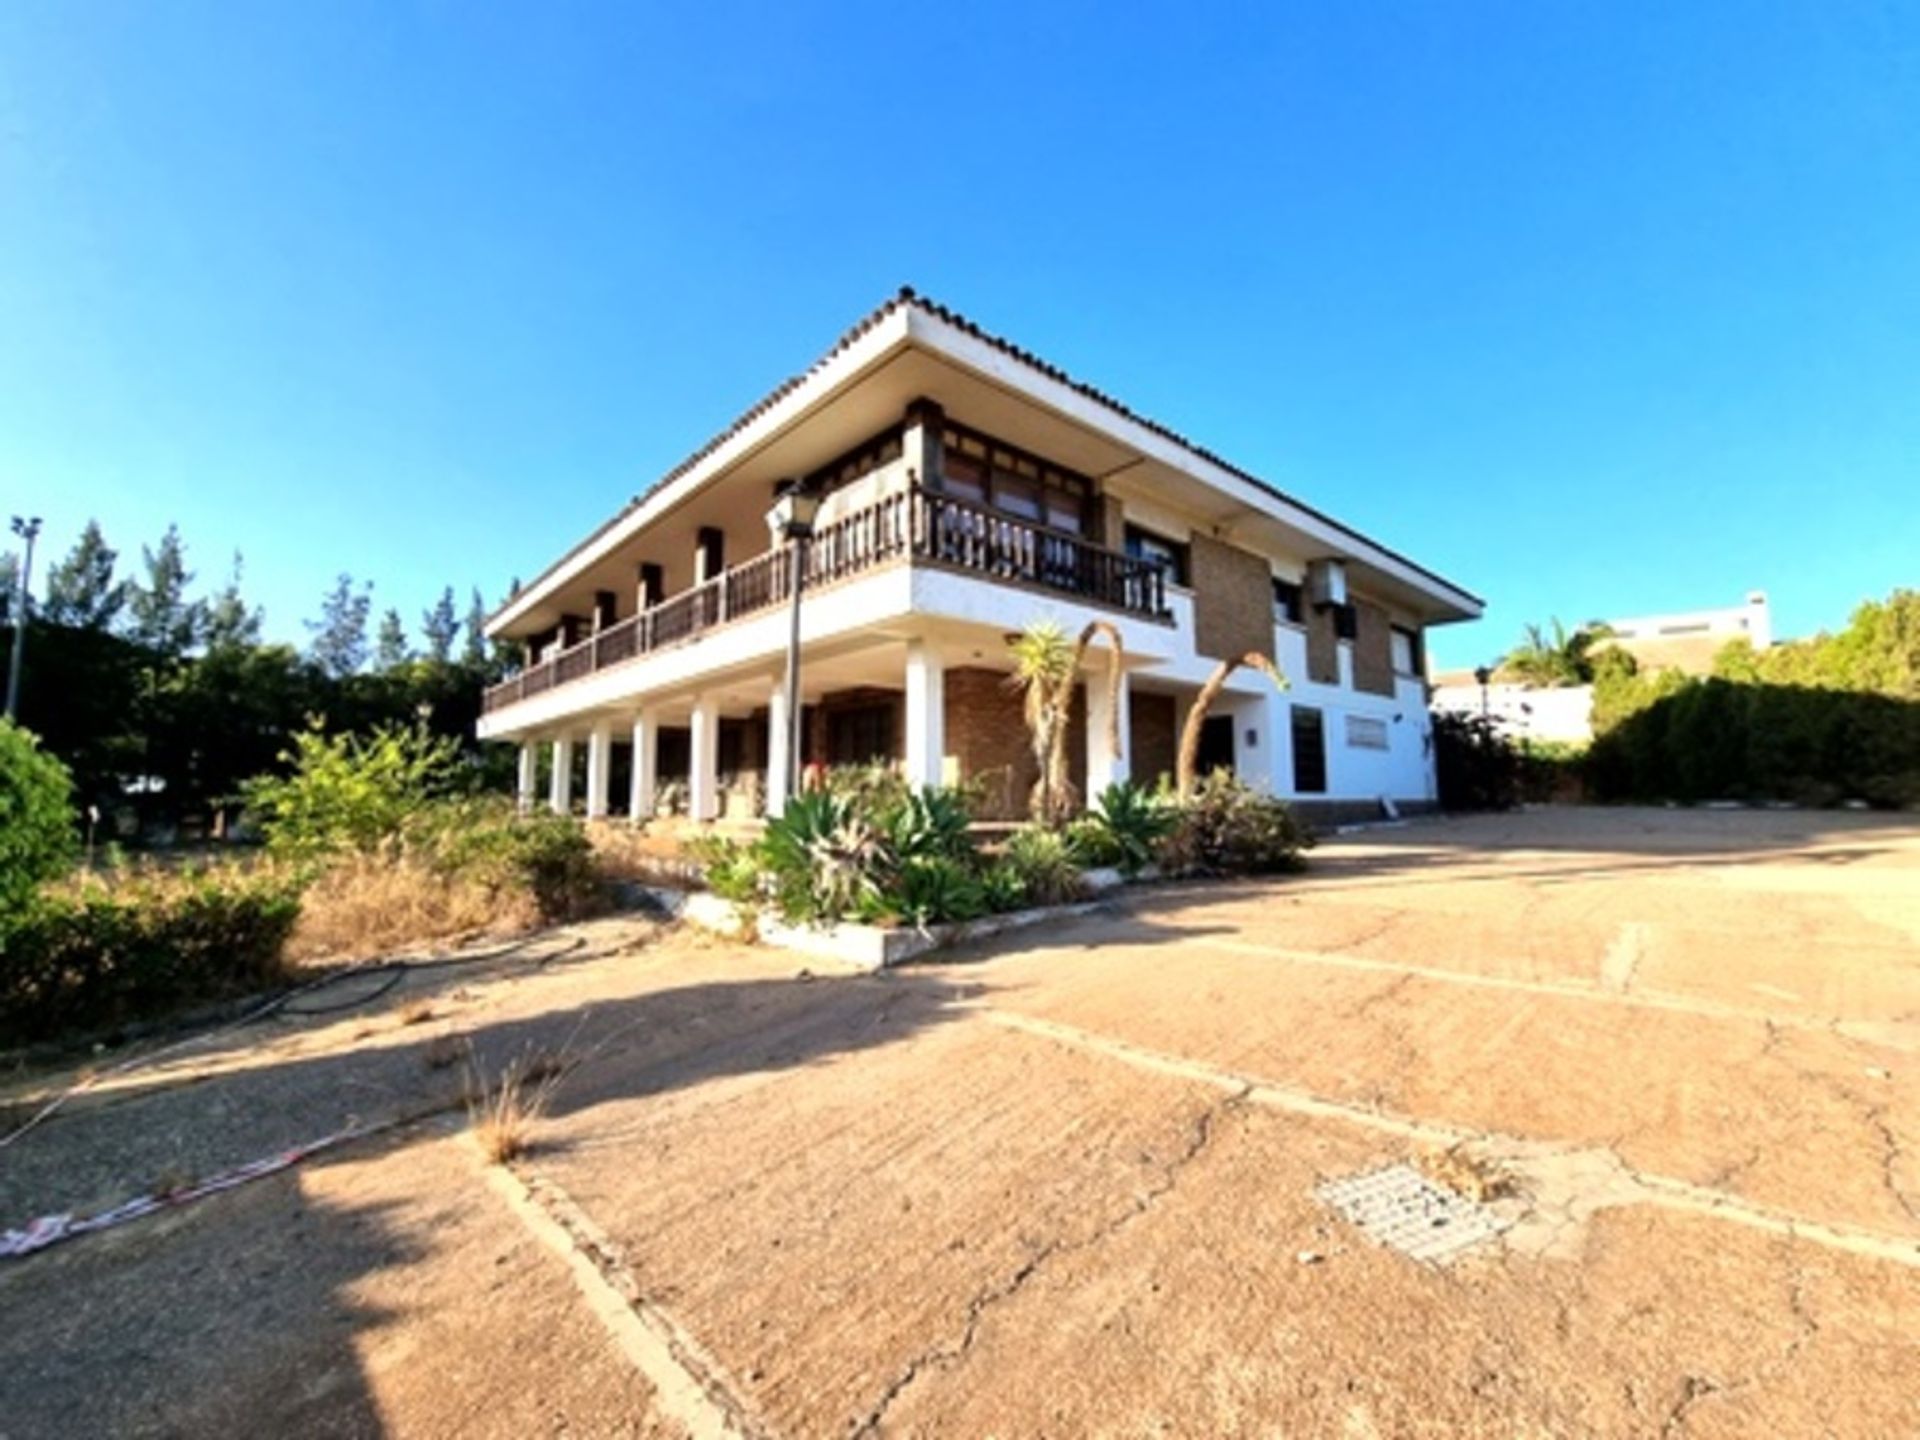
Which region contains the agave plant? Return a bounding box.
[755,790,891,923]
[1005,618,1124,827]
[1082,781,1176,876]
[883,786,975,863]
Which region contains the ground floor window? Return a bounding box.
[825,701,895,767]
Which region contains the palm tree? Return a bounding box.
[1005,618,1124,826]
[1498,618,1613,687]
[1175,651,1288,797]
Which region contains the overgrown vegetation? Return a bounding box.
[0,719,598,1040]
[1,864,302,1042]
[689,771,1310,929]
[1158,771,1315,876]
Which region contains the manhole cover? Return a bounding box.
[1315,1163,1509,1264]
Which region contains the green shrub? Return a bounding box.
[979,862,1029,914]
[0,866,302,1041]
[1161,772,1314,876]
[867,855,986,927]
[1432,711,1524,811]
[996,825,1084,907]
[1073,781,1175,875]
[0,720,77,916]
[421,800,599,920]
[815,763,910,816]
[686,833,761,905]
[243,720,469,859]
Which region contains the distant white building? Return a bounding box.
[1431,592,1772,746]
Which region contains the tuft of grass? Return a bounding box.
[397,999,436,1027]
[1418,1143,1514,1203]
[466,1049,568,1165]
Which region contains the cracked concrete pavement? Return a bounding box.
[3,806,1918,1436]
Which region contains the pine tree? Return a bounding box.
[0,552,20,626]
[307,574,373,678]
[124,524,202,655]
[202,551,263,651]
[420,586,458,664]
[461,587,489,667]
[42,520,126,629]
[375,608,412,670]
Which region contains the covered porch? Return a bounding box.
[509,625,1177,827]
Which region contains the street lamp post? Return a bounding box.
[1473,664,1492,720]
[5,516,42,721]
[766,485,821,806]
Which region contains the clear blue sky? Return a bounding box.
[2,2,1914,671]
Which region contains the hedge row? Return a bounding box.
[1,869,302,1043]
[1588,679,1920,807]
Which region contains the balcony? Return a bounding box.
[483,486,1170,715]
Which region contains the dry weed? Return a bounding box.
[1417,1143,1514,1202]
[397,999,435,1026]
[467,1048,569,1165]
[288,849,540,964]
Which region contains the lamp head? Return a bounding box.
[766,485,820,541]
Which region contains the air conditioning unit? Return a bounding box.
[1306,558,1348,609]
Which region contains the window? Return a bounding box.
[1332,603,1359,641]
[1345,715,1389,751]
[826,702,895,766]
[939,422,1089,534]
[1124,524,1191,587]
[1290,706,1327,794]
[806,427,905,496]
[1273,578,1304,624]
[1390,626,1420,675]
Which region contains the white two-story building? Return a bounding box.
[479,289,1481,824]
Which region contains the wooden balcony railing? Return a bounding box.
[483,485,1169,714]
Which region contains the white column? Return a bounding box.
[1085,667,1131,796]
[1268,689,1296,799]
[766,680,792,818]
[548,736,574,816]
[903,639,945,790]
[628,712,656,822]
[515,741,537,814]
[688,696,720,822]
[584,718,613,819]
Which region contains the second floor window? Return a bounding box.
[1123,524,1191,587]
[941,424,1089,534]
[1273,578,1304,624]
[807,428,904,496]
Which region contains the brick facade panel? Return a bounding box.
[944,666,1086,820]
[1128,690,1178,790]
[1190,534,1275,664]
[1351,599,1396,697]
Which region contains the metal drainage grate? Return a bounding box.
[1315,1163,1509,1264]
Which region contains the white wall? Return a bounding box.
[1431,682,1594,745]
